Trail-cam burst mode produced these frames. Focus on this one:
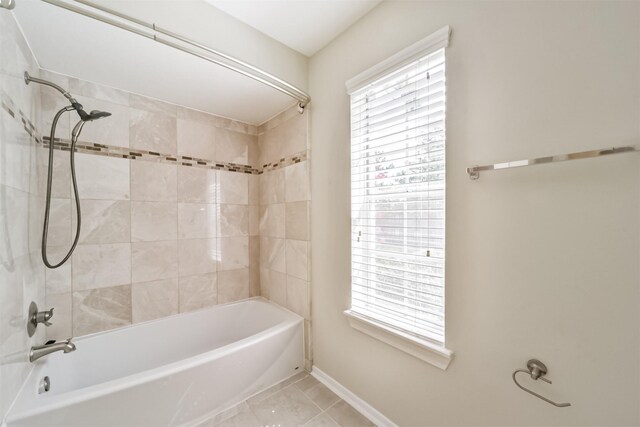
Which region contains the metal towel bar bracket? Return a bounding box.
[512,359,571,408]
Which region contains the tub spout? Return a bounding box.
[30,338,76,362]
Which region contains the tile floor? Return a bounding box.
[198,371,375,427]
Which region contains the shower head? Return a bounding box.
[72,104,112,122]
[82,109,111,122]
[24,72,112,123]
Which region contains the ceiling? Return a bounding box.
[12,0,382,124]
[206,0,383,57]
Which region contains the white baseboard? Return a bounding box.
[311,366,397,427]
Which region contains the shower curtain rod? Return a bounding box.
[39,0,311,111]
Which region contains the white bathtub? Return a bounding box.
[5,297,304,427]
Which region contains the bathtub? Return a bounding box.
[5,297,304,427]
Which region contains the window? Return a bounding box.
[345,27,452,369]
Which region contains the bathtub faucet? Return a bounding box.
[29,338,76,362]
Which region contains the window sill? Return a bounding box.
[344,310,453,370]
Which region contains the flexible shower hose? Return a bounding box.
[41,106,83,269]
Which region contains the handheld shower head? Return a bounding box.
[86,110,112,121]
[74,106,112,122]
[71,110,111,138]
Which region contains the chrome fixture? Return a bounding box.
[0,0,15,10]
[27,301,54,337]
[467,145,638,180]
[512,359,571,407]
[30,339,76,363]
[24,72,111,269]
[38,376,51,394]
[35,0,310,111]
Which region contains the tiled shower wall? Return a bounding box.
[258,107,312,369]
[39,69,262,339]
[0,12,45,421]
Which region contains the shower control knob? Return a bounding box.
[36,308,54,326]
[27,302,54,337]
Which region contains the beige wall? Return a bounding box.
[37,69,259,339]
[309,1,639,426]
[258,106,312,369]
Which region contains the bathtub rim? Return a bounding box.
[6,297,304,423]
[72,296,293,341]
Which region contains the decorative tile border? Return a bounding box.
[2,89,305,175]
[43,136,262,174]
[261,151,307,172]
[1,91,41,144]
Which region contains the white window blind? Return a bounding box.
[350,47,446,346]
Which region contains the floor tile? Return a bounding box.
[295,374,320,393]
[304,383,341,410]
[250,385,321,427]
[326,400,375,427]
[247,372,309,406]
[302,413,341,427]
[209,402,251,425]
[214,407,261,427]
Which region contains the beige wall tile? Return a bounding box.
[285,161,309,202]
[280,112,307,158]
[41,84,71,139]
[131,201,177,242]
[177,106,217,126]
[248,136,260,169]
[258,110,307,165]
[249,267,260,297]
[47,198,71,247]
[259,169,284,205]
[132,278,179,323]
[129,108,177,155]
[286,275,309,319]
[178,238,217,275]
[259,204,285,238]
[260,237,285,273]
[73,95,130,148]
[249,236,260,297]
[249,205,260,236]
[177,166,216,203]
[215,128,251,164]
[260,268,286,306]
[219,204,249,237]
[76,153,130,200]
[131,240,178,283]
[217,236,249,271]
[177,118,215,161]
[130,161,177,202]
[285,201,309,240]
[129,94,177,116]
[258,123,282,166]
[45,246,72,294]
[218,171,248,205]
[248,175,260,204]
[179,274,217,312]
[286,239,309,281]
[73,285,132,336]
[35,148,69,198]
[72,243,131,290]
[74,200,130,244]
[178,203,217,239]
[218,268,250,304]
[69,79,130,106]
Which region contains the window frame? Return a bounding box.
[344,26,453,370]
